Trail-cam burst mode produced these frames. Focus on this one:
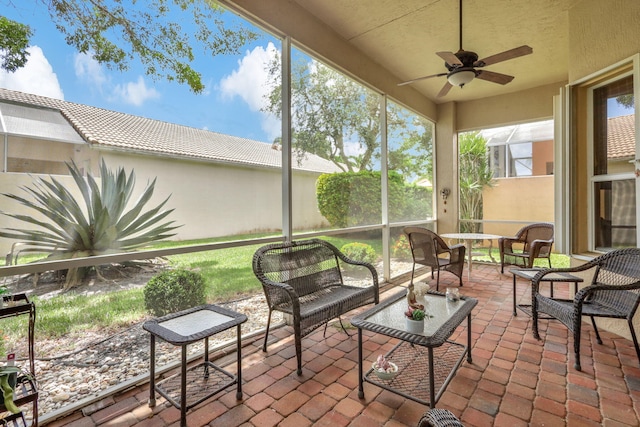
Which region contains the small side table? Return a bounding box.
[511,268,583,317]
[143,304,247,427]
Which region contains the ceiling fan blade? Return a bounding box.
[398,73,448,86]
[474,45,533,67]
[475,70,515,85]
[437,81,453,97]
[436,51,463,67]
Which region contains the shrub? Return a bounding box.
[144,269,206,316]
[391,235,412,259]
[0,159,180,289]
[317,171,405,227]
[316,171,432,227]
[340,242,377,265]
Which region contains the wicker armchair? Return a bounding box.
[498,222,554,273]
[532,248,640,371]
[252,239,379,375]
[403,227,465,291]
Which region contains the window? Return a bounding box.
[484,120,554,178]
[591,74,636,250]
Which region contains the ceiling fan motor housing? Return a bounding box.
[445,49,479,70]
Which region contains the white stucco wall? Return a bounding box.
[0,151,330,256]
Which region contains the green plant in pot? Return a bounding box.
[0,365,21,414]
[405,307,426,321]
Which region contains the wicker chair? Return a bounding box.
[403,227,465,291]
[532,248,640,371]
[498,222,554,273]
[417,408,464,427]
[252,239,379,375]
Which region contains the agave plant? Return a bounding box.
[0,160,180,288]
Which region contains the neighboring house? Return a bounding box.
[480,120,556,237]
[480,117,634,241]
[0,88,342,255]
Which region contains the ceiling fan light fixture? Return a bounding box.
[447,70,475,87]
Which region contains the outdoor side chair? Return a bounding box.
[252,239,379,375]
[532,248,640,371]
[403,227,465,291]
[498,222,554,273]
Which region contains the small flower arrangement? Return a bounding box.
[405,306,426,321]
[372,354,398,380]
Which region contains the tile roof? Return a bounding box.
[608,114,635,160]
[0,88,342,174]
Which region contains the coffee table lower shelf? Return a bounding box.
[154,361,237,411]
[365,340,467,406]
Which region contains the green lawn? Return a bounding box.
[1,235,569,353]
[1,234,381,349]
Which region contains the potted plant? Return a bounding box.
[405,306,426,333]
[371,354,398,380]
[0,365,22,414]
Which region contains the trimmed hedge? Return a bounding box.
[316,171,431,227]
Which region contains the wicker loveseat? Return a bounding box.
[252,239,379,375]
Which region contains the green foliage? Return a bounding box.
[317,171,430,227]
[459,131,495,233]
[3,1,258,93]
[264,58,433,175]
[144,269,206,316]
[616,94,634,109]
[340,242,377,264]
[391,235,411,259]
[0,16,33,72]
[411,309,425,321]
[0,160,180,288]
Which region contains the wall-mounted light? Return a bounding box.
[440,188,450,213]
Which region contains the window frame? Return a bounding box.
[585,64,639,251]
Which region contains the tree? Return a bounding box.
[387,114,434,180]
[0,0,258,92]
[616,94,634,109]
[458,131,494,233]
[264,55,429,172]
[0,16,32,72]
[0,160,180,289]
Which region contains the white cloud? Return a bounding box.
[112,76,160,107]
[0,46,64,99]
[74,52,107,88]
[219,42,280,141]
[75,52,160,107]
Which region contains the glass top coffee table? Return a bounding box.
[351,290,477,407]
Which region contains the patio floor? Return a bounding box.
[44,263,640,426]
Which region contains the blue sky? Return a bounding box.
[0,2,281,143]
[1,2,634,146]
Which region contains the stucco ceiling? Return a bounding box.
[292,0,574,104]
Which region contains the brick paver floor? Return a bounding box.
[43,264,640,426]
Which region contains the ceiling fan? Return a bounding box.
[398,0,533,97]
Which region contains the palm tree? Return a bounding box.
[459,132,494,233]
[0,160,180,289]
